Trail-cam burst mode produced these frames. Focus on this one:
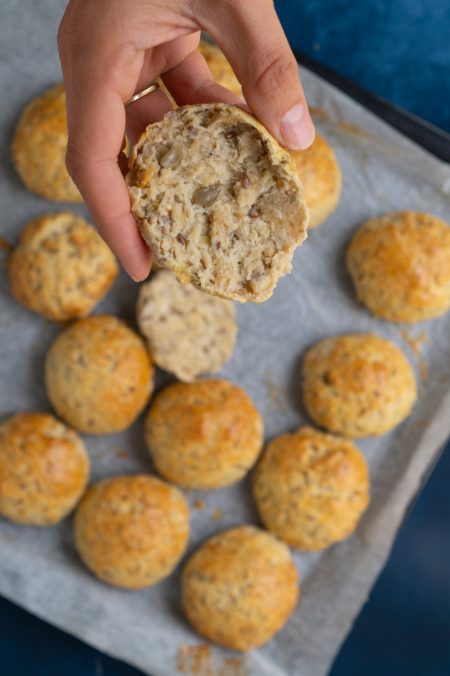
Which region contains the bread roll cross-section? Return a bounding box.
[127,103,309,302]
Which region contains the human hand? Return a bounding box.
[58,0,315,280]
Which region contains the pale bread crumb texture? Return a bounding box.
[181,526,299,651]
[12,84,82,202]
[74,475,189,589]
[136,271,237,381]
[127,103,309,303]
[290,131,342,228]
[252,426,369,551]
[8,212,118,321]
[45,315,154,435]
[144,379,263,489]
[346,211,450,323]
[0,412,89,526]
[302,333,417,438]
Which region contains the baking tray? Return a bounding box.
[295,50,450,163]
[1,5,450,674]
[296,48,450,523]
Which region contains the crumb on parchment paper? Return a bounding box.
[193,499,204,511]
[400,329,429,356]
[335,120,379,142]
[310,106,329,121]
[211,509,222,522]
[263,372,290,413]
[399,328,429,381]
[419,358,429,382]
[176,644,214,676]
[116,450,129,460]
[0,236,12,250]
[176,644,248,676]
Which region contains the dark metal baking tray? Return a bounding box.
[295,50,450,164]
[294,49,450,515]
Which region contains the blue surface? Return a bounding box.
[1,1,450,674]
[276,0,450,133]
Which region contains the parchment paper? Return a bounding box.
[1,2,450,675]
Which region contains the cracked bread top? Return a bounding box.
[346,211,450,322]
[301,333,417,438]
[45,315,154,435]
[252,426,369,551]
[8,211,118,321]
[0,412,89,526]
[181,525,299,651]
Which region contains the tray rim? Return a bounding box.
[295,49,450,164]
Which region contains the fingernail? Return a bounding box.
[280,103,315,150]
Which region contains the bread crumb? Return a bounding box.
[219,658,248,676]
[263,373,290,413]
[193,499,204,511]
[408,419,429,434]
[309,106,329,122]
[211,509,223,521]
[400,328,429,356]
[336,120,377,141]
[419,357,428,382]
[399,329,429,382]
[128,103,308,303]
[176,644,248,676]
[0,236,12,251]
[176,644,214,676]
[116,450,129,460]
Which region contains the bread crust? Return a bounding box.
[8,212,118,321]
[290,132,342,228]
[252,426,369,550]
[12,84,81,202]
[45,316,154,435]
[181,526,299,650]
[198,40,242,96]
[346,211,450,322]
[0,412,89,525]
[74,475,189,589]
[301,333,417,437]
[145,379,263,489]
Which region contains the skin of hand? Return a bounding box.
[58,0,315,281]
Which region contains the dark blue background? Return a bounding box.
[1,1,450,674]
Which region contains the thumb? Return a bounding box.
[203,0,315,150]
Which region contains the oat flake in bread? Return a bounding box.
[45,315,154,435]
[74,475,189,589]
[8,212,118,321]
[127,103,309,302]
[136,271,237,381]
[346,211,450,323]
[181,525,299,651]
[145,379,263,489]
[0,412,89,526]
[302,333,417,438]
[290,131,342,228]
[252,427,369,551]
[12,84,81,202]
